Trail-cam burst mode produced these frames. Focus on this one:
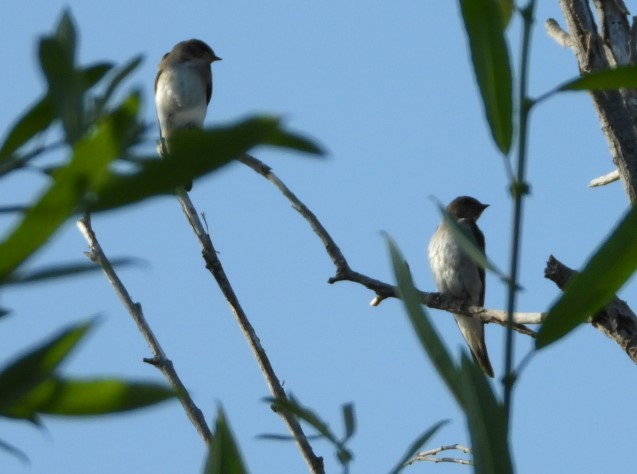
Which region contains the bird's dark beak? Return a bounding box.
[212,55,222,62]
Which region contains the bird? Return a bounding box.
[428,196,494,377]
[154,39,221,190]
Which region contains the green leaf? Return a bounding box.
[266,395,338,444]
[388,420,449,474]
[54,9,77,62]
[4,377,174,418]
[537,204,637,348]
[459,0,513,154]
[0,94,136,281]
[0,45,118,169]
[387,237,463,405]
[204,406,248,474]
[82,62,113,88]
[260,126,323,155]
[558,65,637,92]
[0,205,28,214]
[0,437,28,464]
[95,55,143,114]
[459,355,512,474]
[257,433,325,442]
[538,66,637,104]
[437,202,510,283]
[89,116,323,212]
[38,37,84,144]
[0,96,55,162]
[342,403,355,442]
[3,258,136,287]
[0,61,110,173]
[389,237,512,473]
[264,396,353,466]
[496,0,514,27]
[0,320,93,414]
[256,434,297,441]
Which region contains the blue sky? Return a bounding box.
[1,1,636,473]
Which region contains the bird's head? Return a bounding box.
[446,196,489,220]
[179,39,222,63]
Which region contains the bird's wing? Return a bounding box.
[204,67,212,104]
[154,53,170,94]
[468,221,486,306]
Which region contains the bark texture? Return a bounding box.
[544,256,637,364]
[545,2,637,364]
[560,0,637,202]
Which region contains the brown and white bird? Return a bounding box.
[428,196,494,377]
[154,39,221,190]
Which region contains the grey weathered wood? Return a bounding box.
[544,256,637,364]
[543,2,637,364]
[559,0,637,202]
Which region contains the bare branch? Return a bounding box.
[557,0,637,202]
[237,154,349,273]
[593,0,631,65]
[406,444,473,467]
[76,213,213,446]
[544,255,637,364]
[546,18,572,48]
[175,188,325,474]
[589,169,620,187]
[238,154,542,338]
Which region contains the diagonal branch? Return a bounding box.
[175,188,325,474]
[238,154,542,338]
[557,0,637,202]
[544,255,637,364]
[589,169,620,187]
[76,213,212,445]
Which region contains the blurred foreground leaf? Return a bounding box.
[0,438,28,464]
[204,406,248,474]
[537,204,637,348]
[89,115,323,212]
[387,237,461,401]
[93,55,143,116]
[38,11,84,143]
[437,202,509,282]
[0,93,139,281]
[262,396,353,467]
[0,320,93,418]
[4,378,174,418]
[0,318,174,422]
[3,258,136,286]
[459,0,512,154]
[458,355,510,474]
[558,65,637,92]
[388,237,512,474]
[495,0,514,27]
[0,96,55,163]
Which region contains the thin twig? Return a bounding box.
[406,444,473,466]
[545,18,572,48]
[175,188,325,474]
[76,213,213,445]
[589,169,620,187]
[238,154,542,338]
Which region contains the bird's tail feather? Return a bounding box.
[454,314,494,378]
